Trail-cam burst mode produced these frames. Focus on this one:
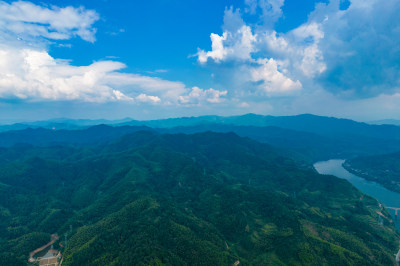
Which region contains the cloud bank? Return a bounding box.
[195,0,400,119]
[0,1,227,105]
[0,1,99,42]
[1,0,399,120]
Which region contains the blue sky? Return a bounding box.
[0,0,399,122]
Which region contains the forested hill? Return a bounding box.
[161,124,400,162]
[0,125,152,147]
[0,131,398,265]
[116,113,400,140]
[3,114,400,141]
[1,119,399,163]
[344,152,400,193]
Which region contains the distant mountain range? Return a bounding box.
[0,117,134,132]
[0,114,399,162]
[369,119,400,126]
[3,113,400,131]
[2,113,400,136]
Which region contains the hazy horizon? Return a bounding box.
[0,112,399,126]
[0,0,399,122]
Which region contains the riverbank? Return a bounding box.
[343,160,400,194]
[315,159,400,265]
[315,159,400,229]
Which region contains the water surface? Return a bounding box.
[314,159,400,230]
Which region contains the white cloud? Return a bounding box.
[197,25,256,64]
[0,1,99,43]
[113,90,133,101]
[196,0,400,106]
[0,1,224,107]
[136,94,161,104]
[198,7,257,64]
[302,0,400,97]
[299,45,326,78]
[174,0,400,118]
[261,22,326,79]
[198,32,228,64]
[290,22,324,41]
[251,58,302,95]
[102,72,187,100]
[0,46,192,103]
[196,4,305,97]
[178,87,227,105]
[262,30,288,53]
[0,47,129,102]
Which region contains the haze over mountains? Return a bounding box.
[370,119,400,126]
[1,114,399,162]
[1,114,400,265]
[3,114,400,132]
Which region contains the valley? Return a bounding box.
[0,117,399,265]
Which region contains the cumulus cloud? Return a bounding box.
[0,1,99,43]
[251,58,302,95]
[197,0,400,117]
[0,48,128,102]
[197,4,304,96]
[0,1,225,106]
[0,45,199,103]
[309,0,400,97]
[285,22,327,78]
[136,94,161,104]
[197,25,256,63]
[258,0,400,98]
[198,8,257,64]
[101,71,187,100]
[178,87,228,105]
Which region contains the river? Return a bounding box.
[314,159,400,231]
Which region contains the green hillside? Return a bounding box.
[345,152,400,193]
[0,131,398,265]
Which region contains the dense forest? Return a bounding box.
[344,152,400,193]
[0,129,398,265]
[1,114,400,163]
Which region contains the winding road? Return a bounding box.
[28,234,59,262]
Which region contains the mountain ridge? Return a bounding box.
[0,131,398,265]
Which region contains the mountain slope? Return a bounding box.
[0,125,152,147]
[116,113,400,141]
[161,124,400,162]
[2,114,400,164]
[5,113,400,141]
[1,121,399,165]
[0,131,398,265]
[344,152,400,193]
